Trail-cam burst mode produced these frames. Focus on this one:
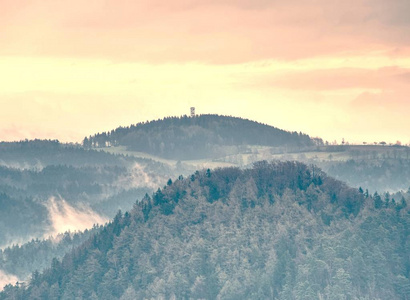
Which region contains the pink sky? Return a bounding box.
[1,0,409,144]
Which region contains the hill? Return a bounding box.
[0,140,123,168]
[321,158,410,193]
[0,140,176,247]
[85,115,314,160]
[0,228,101,287]
[1,161,408,299]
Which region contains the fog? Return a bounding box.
[115,163,164,190]
[46,197,108,237]
[0,159,44,171]
[0,270,19,291]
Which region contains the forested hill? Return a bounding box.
[84,115,314,159]
[0,139,126,167]
[2,161,408,299]
[0,139,175,247]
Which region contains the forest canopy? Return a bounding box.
[1,161,408,299]
[85,115,314,159]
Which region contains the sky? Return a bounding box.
[1,0,410,144]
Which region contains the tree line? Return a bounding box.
[84,115,314,160]
[1,161,408,299]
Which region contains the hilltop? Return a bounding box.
[83,114,410,193]
[2,162,408,299]
[84,115,314,160]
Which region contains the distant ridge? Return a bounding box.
[84,114,314,160]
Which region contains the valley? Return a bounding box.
[0,115,409,299]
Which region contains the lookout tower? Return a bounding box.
[190,107,195,117]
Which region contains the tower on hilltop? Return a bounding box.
[190,107,195,117]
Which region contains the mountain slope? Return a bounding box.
[0,228,101,287]
[323,158,410,193]
[0,140,175,247]
[85,115,314,160]
[1,161,408,299]
[0,140,123,168]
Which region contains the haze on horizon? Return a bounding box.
[1,0,410,145]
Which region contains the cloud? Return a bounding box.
[0,159,44,171]
[1,0,410,63]
[45,197,108,237]
[245,66,410,91]
[0,270,19,291]
[351,89,410,111]
[0,0,409,144]
[397,71,410,81]
[342,88,410,143]
[115,163,164,190]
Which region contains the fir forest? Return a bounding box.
[1,0,410,299]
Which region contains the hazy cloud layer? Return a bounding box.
[0,0,409,144]
[46,197,108,237]
[252,67,410,91]
[115,163,164,190]
[1,0,410,63]
[0,270,19,291]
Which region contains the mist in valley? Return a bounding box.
[1,0,410,296]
